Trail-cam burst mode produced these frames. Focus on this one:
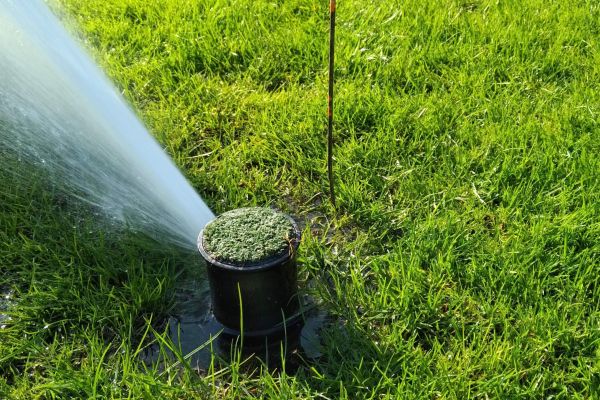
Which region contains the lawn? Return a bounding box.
[1,0,599,398]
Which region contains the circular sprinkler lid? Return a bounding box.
[198,207,300,268]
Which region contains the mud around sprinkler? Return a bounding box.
[197,207,301,338]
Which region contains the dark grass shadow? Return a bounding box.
[289,312,418,399]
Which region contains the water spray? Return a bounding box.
[0,0,214,249]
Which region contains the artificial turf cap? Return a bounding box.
[201,207,297,265]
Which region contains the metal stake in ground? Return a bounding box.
[327,0,336,207]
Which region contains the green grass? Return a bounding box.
[1,0,600,398]
[202,207,296,264]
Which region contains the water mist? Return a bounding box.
[0,0,214,248]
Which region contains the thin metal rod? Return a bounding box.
[327,0,336,207]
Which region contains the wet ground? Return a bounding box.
[143,279,329,372]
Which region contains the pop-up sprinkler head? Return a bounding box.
[197,207,301,340]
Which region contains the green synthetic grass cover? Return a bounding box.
[202,207,295,265]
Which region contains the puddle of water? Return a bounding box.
[143,281,329,372]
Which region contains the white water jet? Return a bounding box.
[0,0,214,248]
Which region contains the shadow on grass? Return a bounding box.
[298,319,412,398]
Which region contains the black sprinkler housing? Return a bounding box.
[197,208,301,338]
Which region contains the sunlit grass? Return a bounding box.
[1,0,599,398]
